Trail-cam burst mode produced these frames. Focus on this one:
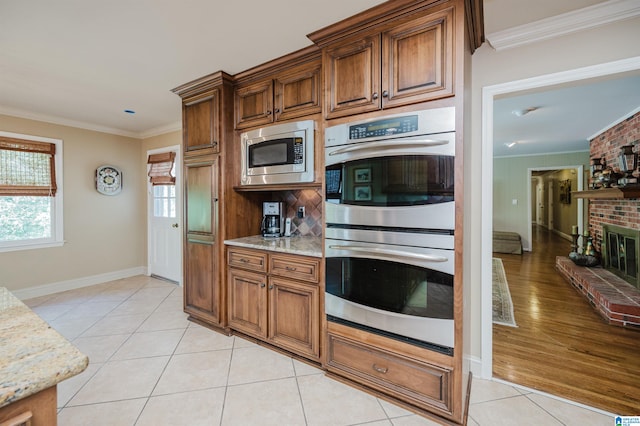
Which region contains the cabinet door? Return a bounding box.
[274,59,321,122]
[382,7,454,108]
[268,276,319,359]
[323,34,381,119]
[234,79,274,130]
[183,155,220,324]
[228,268,268,339]
[183,90,219,153]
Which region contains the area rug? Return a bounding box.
[493,258,517,327]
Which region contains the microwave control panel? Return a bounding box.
[293,137,304,164]
[349,115,418,140]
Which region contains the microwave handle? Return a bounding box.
[328,245,448,263]
[327,139,449,156]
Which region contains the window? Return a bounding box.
[147,151,176,219]
[153,185,176,218]
[0,131,63,252]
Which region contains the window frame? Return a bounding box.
[0,131,64,253]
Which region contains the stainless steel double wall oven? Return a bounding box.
[324,107,456,354]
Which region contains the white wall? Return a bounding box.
[466,14,640,373]
[493,152,588,249]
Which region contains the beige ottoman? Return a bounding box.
[493,231,523,254]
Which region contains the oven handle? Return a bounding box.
[327,139,449,156]
[328,245,448,263]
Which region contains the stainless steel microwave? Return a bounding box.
[240,120,315,186]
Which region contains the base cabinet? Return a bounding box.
[227,247,320,361]
[326,321,457,422]
[0,386,57,426]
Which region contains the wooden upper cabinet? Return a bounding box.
[183,90,219,153]
[172,71,233,157]
[324,34,381,118]
[383,8,453,108]
[234,58,321,130]
[323,7,454,119]
[234,79,274,130]
[274,60,322,122]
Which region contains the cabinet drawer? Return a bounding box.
[228,248,267,273]
[270,254,319,283]
[327,333,451,413]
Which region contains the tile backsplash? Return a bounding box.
[271,189,322,236]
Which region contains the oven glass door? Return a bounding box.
[326,253,453,320]
[325,237,454,350]
[326,154,454,206]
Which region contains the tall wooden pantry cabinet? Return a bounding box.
[172,72,261,331]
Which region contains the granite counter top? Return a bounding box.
[224,235,322,258]
[0,287,88,408]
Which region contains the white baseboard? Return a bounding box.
[465,355,485,379]
[12,266,148,300]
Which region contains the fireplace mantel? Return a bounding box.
[572,186,640,199]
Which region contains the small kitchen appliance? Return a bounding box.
[262,201,284,237]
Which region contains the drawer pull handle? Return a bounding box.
[372,364,388,374]
[285,266,297,271]
[240,258,249,263]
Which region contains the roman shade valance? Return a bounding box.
[0,136,57,196]
[147,151,176,185]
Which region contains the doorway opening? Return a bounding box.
[527,166,584,253]
[480,57,640,413]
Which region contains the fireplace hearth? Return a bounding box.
[556,257,640,329]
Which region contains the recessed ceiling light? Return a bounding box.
[124,109,136,114]
[512,107,538,117]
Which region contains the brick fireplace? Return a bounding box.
[556,110,640,329]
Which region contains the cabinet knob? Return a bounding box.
[260,283,266,288]
[382,90,388,98]
[171,223,179,228]
[266,110,272,115]
[372,364,388,374]
[269,284,274,290]
[372,92,379,100]
[274,108,280,114]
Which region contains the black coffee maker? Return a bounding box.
[261,201,284,237]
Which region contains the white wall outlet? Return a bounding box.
[297,206,305,218]
[512,199,518,205]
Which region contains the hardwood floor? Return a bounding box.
[493,225,640,415]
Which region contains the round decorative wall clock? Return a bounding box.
[96,165,122,195]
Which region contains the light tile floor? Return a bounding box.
[23,275,617,426]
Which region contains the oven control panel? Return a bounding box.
[349,115,418,139]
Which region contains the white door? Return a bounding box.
[148,147,182,284]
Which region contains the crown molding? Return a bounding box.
[486,0,640,51]
[139,122,182,139]
[0,105,181,139]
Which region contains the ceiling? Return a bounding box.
[0,0,388,137]
[1,0,638,151]
[493,72,640,157]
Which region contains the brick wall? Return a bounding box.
[588,111,640,252]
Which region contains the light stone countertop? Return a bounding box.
[224,235,322,258]
[0,287,89,408]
